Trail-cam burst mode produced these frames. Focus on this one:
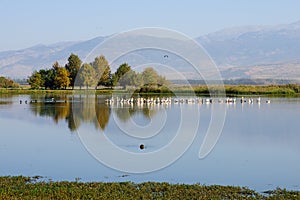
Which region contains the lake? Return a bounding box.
[0,94,299,192]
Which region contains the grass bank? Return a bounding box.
[173,84,300,96]
[1,84,300,96]
[0,176,299,199]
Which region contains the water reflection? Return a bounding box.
[1,94,300,190]
[113,104,158,123]
[0,94,14,105]
[0,101,13,105]
[28,95,164,132]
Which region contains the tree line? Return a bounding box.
[27,54,169,90]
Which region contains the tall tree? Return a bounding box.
[91,55,111,87]
[77,63,97,89]
[112,63,131,86]
[27,71,44,89]
[65,54,82,89]
[142,67,159,87]
[119,69,136,88]
[39,69,56,89]
[134,73,144,87]
[45,61,60,89]
[55,67,70,89]
[52,61,60,71]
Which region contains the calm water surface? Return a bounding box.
[0,94,299,191]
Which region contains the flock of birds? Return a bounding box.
[19,97,271,105]
[105,96,271,105]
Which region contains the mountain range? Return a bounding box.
[1,21,300,80]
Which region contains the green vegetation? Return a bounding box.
[27,54,169,91]
[223,84,300,96]
[28,62,68,90]
[77,63,97,89]
[91,55,111,87]
[171,84,300,96]
[0,176,299,199]
[0,77,19,88]
[65,53,82,89]
[112,63,132,86]
[2,84,300,96]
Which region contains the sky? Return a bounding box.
[1,0,300,51]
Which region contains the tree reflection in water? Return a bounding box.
[29,95,162,132]
[0,94,14,106]
[113,103,157,123]
[29,95,110,132]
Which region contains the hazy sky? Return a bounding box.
[1,0,300,51]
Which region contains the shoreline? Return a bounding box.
[1,84,300,97]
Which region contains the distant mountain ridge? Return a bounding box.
[198,20,300,66]
[0,36,106,78]
[1,21,300,80]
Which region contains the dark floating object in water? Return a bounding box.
[140,144,145,150]
[164,55,168,58]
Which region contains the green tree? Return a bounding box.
[77,63,97,89]
[158,75,169,87]
[52,61,60,71]
[91,55,111,87]
[65,54,82,89]
[27,71,44,89]
[134,73,144,87]
[42,61,60,89]
[112,63,131,86]
[119,69,136,88]
[142,67,159,87]
[39,69,56,89]
[36,61,61,89]
[55,67,70,89]
[0,77,19,88]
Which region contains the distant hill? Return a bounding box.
[0,37,106,78]
[197,20,300,66]
[197,21,300,79]
[1,21,300,80]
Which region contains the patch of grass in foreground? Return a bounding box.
[0,176,300,199]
